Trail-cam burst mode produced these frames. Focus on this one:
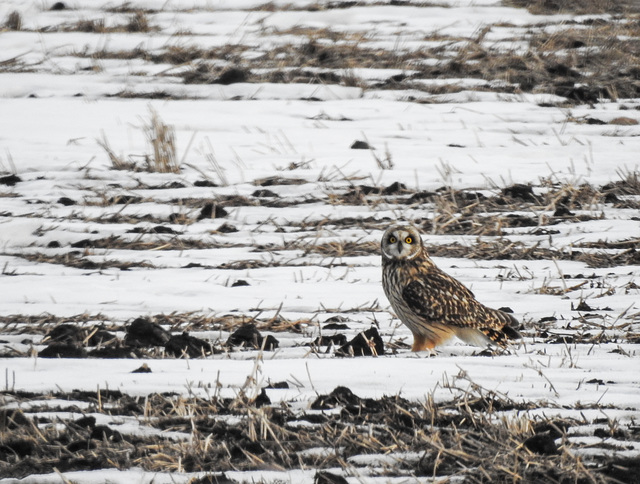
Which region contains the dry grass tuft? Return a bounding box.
[61,12,155,34]
[3,11,22,31]
[97,131,135,171]
[143,107,180,174]
[97,109,180,173]
[125,11,151,33]
[303,240,380,258]
[72,18,107,33]
[604,169,640,196]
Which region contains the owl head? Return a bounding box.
[381,224,423,261]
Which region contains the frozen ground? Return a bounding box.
[0,1,639,483]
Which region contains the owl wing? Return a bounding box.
[401,270,481,327]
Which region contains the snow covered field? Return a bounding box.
[1,0,639,482]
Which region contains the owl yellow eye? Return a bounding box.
[389,236,397,244]
[405,237,413,244]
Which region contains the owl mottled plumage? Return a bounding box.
[381,224,521,352]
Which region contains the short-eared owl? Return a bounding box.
[381,224,521,352]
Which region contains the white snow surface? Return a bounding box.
[0,0,639,483]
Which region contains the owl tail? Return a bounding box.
[484,309,521,347]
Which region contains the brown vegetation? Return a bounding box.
[1,383,635,482]
[504,0,640,15]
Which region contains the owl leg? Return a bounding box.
[411,333,437,352]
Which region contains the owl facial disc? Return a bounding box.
[381,225,422,261]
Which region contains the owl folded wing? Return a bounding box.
[401,273,480,326]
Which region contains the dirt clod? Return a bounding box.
[165,332,213,358]
[124,318,171,347]
[336,326,384,357]
[226,323,279,350]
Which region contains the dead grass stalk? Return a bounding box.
[144,107,179,174]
